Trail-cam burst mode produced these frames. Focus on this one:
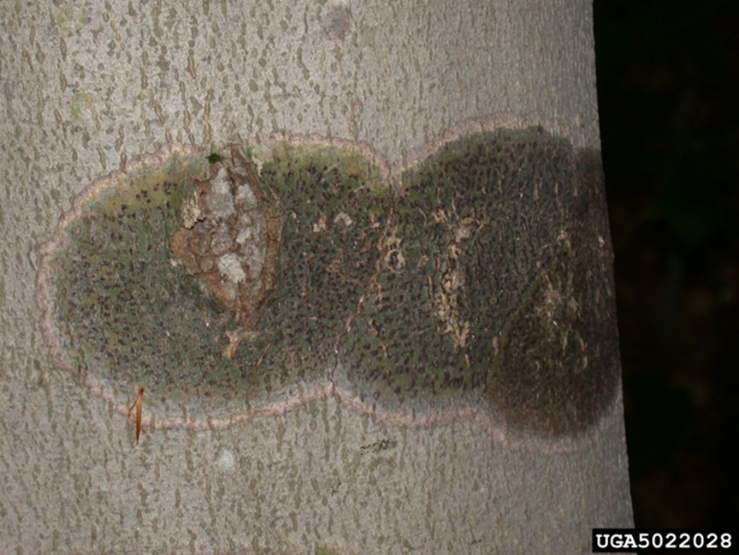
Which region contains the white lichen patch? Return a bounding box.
[236,181,258,207]
[207,169,237,218]
[218,253,247,283]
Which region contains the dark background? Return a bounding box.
[594,0,738,528]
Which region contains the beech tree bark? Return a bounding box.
[0,0,632,553]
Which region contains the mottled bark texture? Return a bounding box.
[0,0,632,553]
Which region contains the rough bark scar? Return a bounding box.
[169,148,281,358]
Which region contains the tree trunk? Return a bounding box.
[0,0,632,553]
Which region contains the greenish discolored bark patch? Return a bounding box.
[336,129,619,439]
[38,128,619,441]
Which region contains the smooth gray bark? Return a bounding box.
[0,0,632,553]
